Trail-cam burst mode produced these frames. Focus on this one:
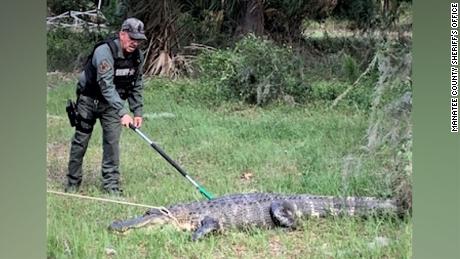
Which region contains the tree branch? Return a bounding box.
[330,54,378,108]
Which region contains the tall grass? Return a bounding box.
[47,77,411,258]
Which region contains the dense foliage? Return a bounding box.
[47,28,111,72]
[193,34,378,109]
[196,35,309,105]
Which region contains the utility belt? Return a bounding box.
[65,97,99,133]
[77,83,130,101]
[65,94,103,133]
[65,95,97,129]
[66,86,129,128]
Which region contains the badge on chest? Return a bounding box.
[115,68,136,76]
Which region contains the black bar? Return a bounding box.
[149,142,189,178]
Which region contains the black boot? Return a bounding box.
[103,186,123,196]
[64,183,80,193]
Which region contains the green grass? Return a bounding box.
[47,77,411,258]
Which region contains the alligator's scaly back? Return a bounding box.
[109,193,398,241]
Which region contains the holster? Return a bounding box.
[66,99,79,127]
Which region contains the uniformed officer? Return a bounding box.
[66,18,147,195]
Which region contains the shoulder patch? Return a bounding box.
[98,59,112,75]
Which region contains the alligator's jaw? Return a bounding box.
[109,214,166,233]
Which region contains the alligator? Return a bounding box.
[109,192,399,241]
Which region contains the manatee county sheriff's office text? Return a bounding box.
[451,3,459,132]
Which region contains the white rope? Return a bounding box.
[48,189,182,228]
[47,189,161,209]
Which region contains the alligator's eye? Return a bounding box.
[160,208,170,215]
[145,208,162,216]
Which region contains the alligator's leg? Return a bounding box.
[270,201,297,229]
[192,216,220,241]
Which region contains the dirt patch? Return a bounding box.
[240,170,255,182]
[268,235,284,257]
[47,141,102,187]
[47,141,69,184]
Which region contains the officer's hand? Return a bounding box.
[121,114,133,128]
[133,116,143,128]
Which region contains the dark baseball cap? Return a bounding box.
[121,18,147,40]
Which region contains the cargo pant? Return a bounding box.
[67,94,122,191]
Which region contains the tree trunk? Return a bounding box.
[235,0,264,36]
[126,0,181,77]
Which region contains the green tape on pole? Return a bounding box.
[198,187,214,200]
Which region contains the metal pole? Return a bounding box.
[129,123,214,200]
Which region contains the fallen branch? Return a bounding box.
[331,54,378,108]
[46,9,108,31]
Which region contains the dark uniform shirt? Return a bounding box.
[78,38,144,118]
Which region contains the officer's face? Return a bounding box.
[120,31,141,53]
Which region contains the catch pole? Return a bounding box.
[129,123,213,200]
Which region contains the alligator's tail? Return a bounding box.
[337,196,399,216]
[289,195,400,218]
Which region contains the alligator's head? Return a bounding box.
[108,207,174,234]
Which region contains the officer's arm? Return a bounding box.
[93,45,129,117]
[128,51,144,117]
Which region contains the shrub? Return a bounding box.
[309,81,346,102]
[342,54,360,83]
[195,34,309,106]
[296,36,377,83]
[47,28,111,72]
